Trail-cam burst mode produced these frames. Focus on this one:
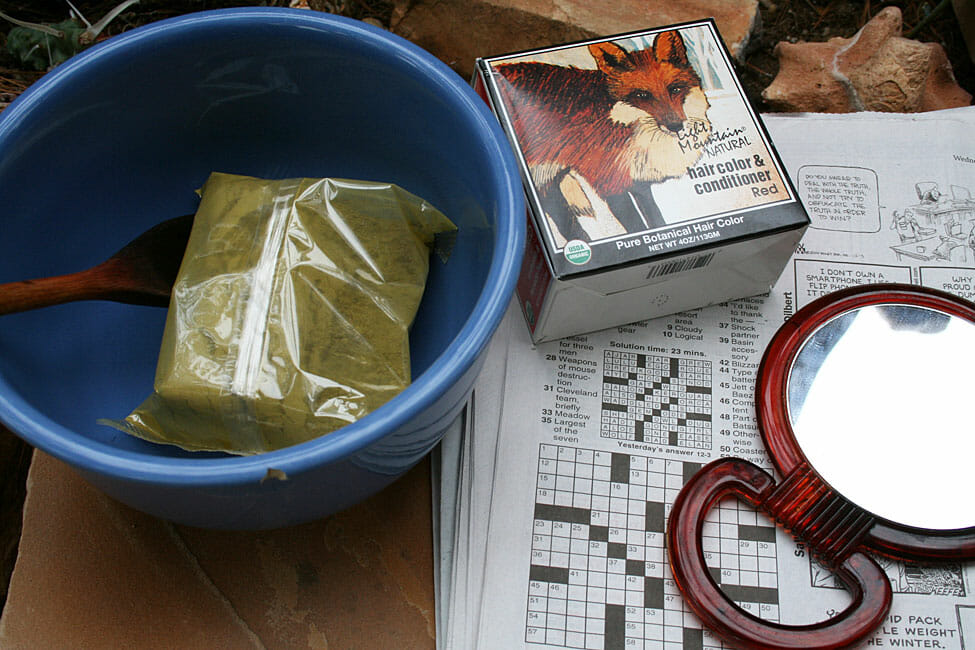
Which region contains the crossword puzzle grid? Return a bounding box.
[601,351,712,449]
[527,445,779,650]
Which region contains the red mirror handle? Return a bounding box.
[668,458,892,650]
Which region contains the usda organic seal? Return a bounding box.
[564,239,591,265]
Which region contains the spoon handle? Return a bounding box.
[0,259,170,315]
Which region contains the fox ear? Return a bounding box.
[588,42,634,74]
[653,31,690,66]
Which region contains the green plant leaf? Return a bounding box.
[6,20,87,71]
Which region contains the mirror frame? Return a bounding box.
[669,284,975,650]
[756,283,975,560]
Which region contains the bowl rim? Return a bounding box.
[0,7,526,487]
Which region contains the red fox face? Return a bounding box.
[588,31,702,134]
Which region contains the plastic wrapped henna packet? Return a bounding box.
[103,172,457,455]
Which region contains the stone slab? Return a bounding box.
[391,0,760,80]
[0,450,435,649]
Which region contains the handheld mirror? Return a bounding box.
[668,284,975,650]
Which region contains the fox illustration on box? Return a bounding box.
[494,30,712,246]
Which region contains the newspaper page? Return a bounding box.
[454,108,975,650]
[435,308,514,649]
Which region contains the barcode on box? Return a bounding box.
[646,252,715,279]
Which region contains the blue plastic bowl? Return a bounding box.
[0,9,524,529]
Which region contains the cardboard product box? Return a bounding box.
[474,19,809,343]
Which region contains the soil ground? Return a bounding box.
[0,0,973,612]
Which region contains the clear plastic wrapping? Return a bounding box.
[105,172,456,455]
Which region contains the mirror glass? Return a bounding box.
[787,302,975,530]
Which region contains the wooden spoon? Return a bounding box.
[0,214,194,315]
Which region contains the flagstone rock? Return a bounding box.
[0,451,436,648]
[390,0,760,80]
[762,6,972,113]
